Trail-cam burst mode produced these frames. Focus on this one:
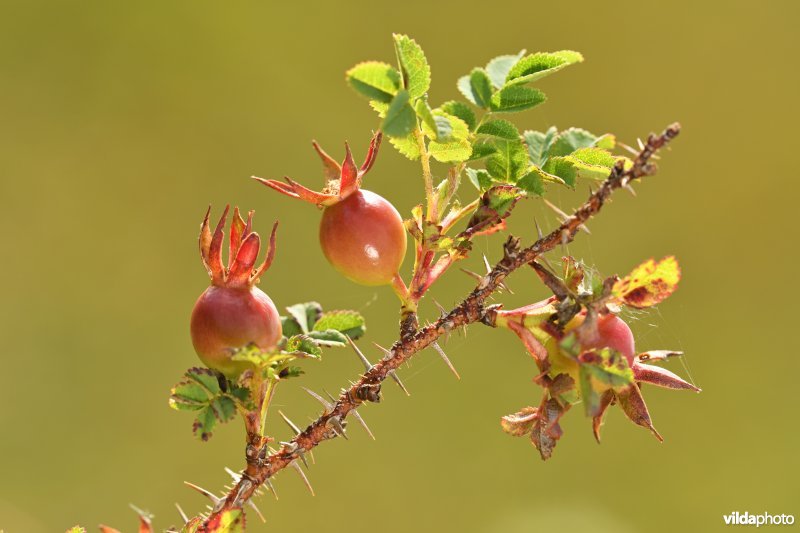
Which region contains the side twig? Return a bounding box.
[204,122,681,523]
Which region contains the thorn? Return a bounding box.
[328,416,348,440]
[637,137,646,151]
[534,217,544,239]
[372,342,392,358]
[348,335,373,371]
[460,268,483,282]
[281,441,309,468]
[277,410,303,435]
[264,478,278,500]
[303,387,333,410]
[175,503,189,524]
[544,199,590,234]
[290,460,316,496]
[184,481,221,504]
[371,342,410,396]
[247,500,266,523]
[349,409,377,440]
[433,299,448,318]
[432,341,460,379]
[224,467,241,482]
[624,183,637,196]
[618,141,638,156]
[482,254,492,274]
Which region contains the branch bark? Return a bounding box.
[204,122,681,523]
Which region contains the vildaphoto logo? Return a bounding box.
[723,512,795,527]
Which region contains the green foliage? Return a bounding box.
[439,100,476,131]
[394,34,431,99]
[313,309,366,339]
[505,50,584,85]
[457,68,493,108]
[490,85,546,113]
[346,61,401,103]
[383,90,416,137]
[169,367,243,441]
[485,50,526,89]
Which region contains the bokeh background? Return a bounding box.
[1,1,798,531]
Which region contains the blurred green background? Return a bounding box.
[1,1,797,531]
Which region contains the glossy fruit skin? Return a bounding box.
[581,314,636,365]
[190,285,282,378]
[319,189,407,286]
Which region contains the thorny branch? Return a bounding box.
[204,123,681,524]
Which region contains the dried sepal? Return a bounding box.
[197,207,278,288]
[500,406,538,436]
[616,383,663,442]
[255,131,383,207]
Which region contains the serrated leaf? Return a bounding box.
[285,302,323,334]
[486,50,526,89]
[439,100,476,131]
[346,61,401,103]
[313,310,366,339]
[549,127,601,157]
[500,406,538,436]
[505,50,584,86]
[541,147,616,185]
[524,126,558,166]
[382,90,416,137]
[613,256,681,308]
[465,168,492,190]
[476,121,528,182]
[389,132,420,160]
[193,405,218,441]
[393,34,431,99]
[517,171,545,196]
[185,367,221,395]
[285,335,323,358]
[414,99,438,137]
[477,119,520,140]
[307,329,348,347]
[169,380,208,411]
[468,141,497,161]
[490,85,546,113]
[428,112,472,162]
[457,68,493,108]
[466,185,522,234]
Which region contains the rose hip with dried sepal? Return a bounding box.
[254,132,407,286]
[190,206,282,378]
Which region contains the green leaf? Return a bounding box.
[477,119,520,140]
[393,34,431,99]
[382,90,417,137]
[389,133,420,160]
[517,171,545,196]
[541,147,617,185]
[486,50,526,89]
[490,85,546,113]
[285,335,323,358]
[466,185,522,234]
[428,112,472,163]
[439,100,476,131]
[457,68,493,108]
[414,99,438,138]
[523,126,558,166]
[549,127,601,157]
[307,329,348,347]
[284,302,323,334]
[465,168,493,190]
[313,310,366,339]
[613,256,681,308]
[468,141,497,161]
[346,61,401,103]
[170,368,242,441]
[505,50,584,86]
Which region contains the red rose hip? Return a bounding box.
[255,132,406,286]
[190,206,282,378]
